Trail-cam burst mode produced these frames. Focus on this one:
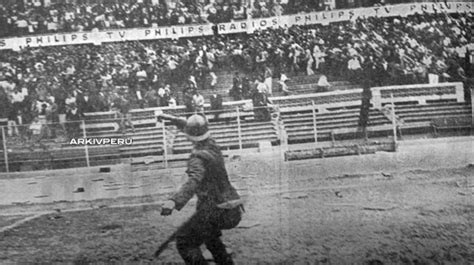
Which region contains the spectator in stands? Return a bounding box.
[192,91,205,114]
[28,115,46,149]
[317,75,330,92]
[157,86,170,107]
[115,93,135,134]
[279,74,291,96]
[264,66,273,95]
[305,47,315,76]
[348,55,362,83]
[251,83,271,122]
[230,72,243,101]
[272,2,284,16]
[0,88,10,120]
[256,77,268,95]
[168,95,177,107]
[7,108,20,138]
[210,94,223,121]
[145,87,158,108]
[65,103,83,140]
[37,102,50,138]
[10,87,27,114]
[183,84,196,114]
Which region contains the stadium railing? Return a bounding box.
[1,82,470,172]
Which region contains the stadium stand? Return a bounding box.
[0,0,427,38]
[0,2,472,171]
[0,77,471,171]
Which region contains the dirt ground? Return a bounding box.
[0,150,472,264]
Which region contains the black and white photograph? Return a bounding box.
[0,0,472,263]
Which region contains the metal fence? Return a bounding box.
[0,100,403,173]
[0,119,90,172]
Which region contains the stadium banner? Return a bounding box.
[0,24,214,50]
[0,2,472,50]
[218,1,473,33]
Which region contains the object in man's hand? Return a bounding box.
[157,113,187,130]
[161,200,176,216]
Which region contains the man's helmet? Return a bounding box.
[184,114,210,142]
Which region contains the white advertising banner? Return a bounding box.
[0,24,214,50]
[0,2,472,50]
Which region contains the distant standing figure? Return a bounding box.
[317,75,330,92]
[210,94,223,121]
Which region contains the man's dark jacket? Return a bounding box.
[170,138,240,215]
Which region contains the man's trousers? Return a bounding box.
[175,207,241,265]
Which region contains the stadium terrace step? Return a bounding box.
[394,103,471,122]
[392,102,468,109]
[399,108,471,118]
[173,125,278,140]
[95,134,164,142]
[284,118,390,133]
[130,153,191,169]
[280,109,386,120]
[285,119,390,134]
[395,106,470,115]
[207,122,276,131]
[285,75,322,85]
[289,83,360,94]
[281,115,388,127]
[172,135,279,153]
[118,144,164,157]
[86,126,164,137]
[1,146,121,171]
[402,113,472,124]
[431,115,472,136]
[280,106,361,114]
[172,129,277,146]
[118,138,164,146]
[286,123,396,143]
[86,132,165,140]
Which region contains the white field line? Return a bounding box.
[0,213,48,233]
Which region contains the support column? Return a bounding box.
[236,107,243,151]
[2,127,8,172]
[82,120,90,167]
[391,93,398,151]
[162,121,168,169]
[311,101,318,144]
[471,88,473,132]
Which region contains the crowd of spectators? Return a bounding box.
[0,0,413,38]
[0,11,472,139]
[0,0,251,38]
